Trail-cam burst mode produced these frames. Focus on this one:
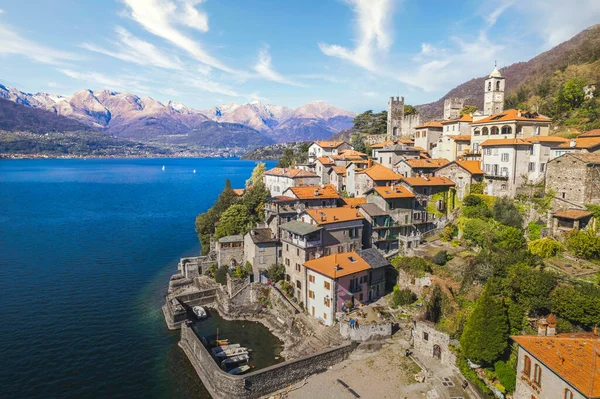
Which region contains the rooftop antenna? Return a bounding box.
[494,60,497,68]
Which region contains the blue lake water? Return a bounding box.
[0,158,275,399]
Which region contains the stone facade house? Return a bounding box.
[412,321,457,367]
[395,158,450,177]
[328,166,347,192]
[301,208,365,255]
[549,209,595,239]
[243,228,278,282]
[304,252,371,326]
[351,162,403,197]
[308,141,352,163]
[512,333,600,399]
[358,203,400,254]
[372,144,421,170]
[434,160,484,200]
[314,156,335,184]
[480,138,532,197]
[282,184,340,207]
[399,176,455,234]
[263,167,320,196]
[358,248,392,302]
[546,153,600,210]
[551,137,600,159]
[441,113,472,136]
[217,235,244,268]
[414,121,443,153]
[432,135,471,162]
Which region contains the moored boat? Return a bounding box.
[228,365,251,375]
[193,306,207,319]
[221,354,249,367]
[214,347,248,358]
[211,343,240,355]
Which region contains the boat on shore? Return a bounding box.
[214,347,248,358]
[211,344,241,355]
[193,306,207,319]
[221,354,249,367]
[228,365,251,375]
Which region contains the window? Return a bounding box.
[488,81,491,91]
[296,280,301,290]
[323,312,327,320]
[259,244,265,252]
[485,164,490,173]
[324,297,331,307]
[564,389,573,399]
[286,244,289,251]
[338,246,343,253]
[501,167,509,176]
[359,293,363,301]
[423,332,429,341]
[501,153,509,162]
[485,148,491,155]
[309,275,315,283]
[285,258,290,266]
[259,256,264,264]
[528,162,536,172]
[295,263,301,272]
[296,248,300,256]
[474,129,481,136]
[523,355,531,377]
[533,364,542,385]
[540,163,546,172]
[309,290,315,299]
[496,80,501,91]
[324,281,331,290]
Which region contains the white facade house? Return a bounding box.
[481,139,531,197]
[308,141,352,163]
[263,168,320,196]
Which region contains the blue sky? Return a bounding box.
[1,0,599,112]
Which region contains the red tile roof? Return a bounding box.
[579,129,600,138]
[284,184,340,200]
[415,121,444,129]
[401,176,455,187]
[553,209,594,220]
[552,137,600,149]
[455,160,484,175]
[525,136,569,144]
[480,138,530,146]
[355,163,402,181]
[512,334,600,398]
[402,158,450,169]
[316,156,335,166]
[305,207,365,225]
[342,197,367,208]
[264,167,318,178]
[371,185,415,199]
[331,166,347,176]
[441,114,473,124]
[473,109,551,124]
[304,252,371,279]
[313,140,346,148]
[450,135,471,142]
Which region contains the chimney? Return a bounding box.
[368,158,373,168]
[546,314,556,336]
[537,318,548,336]
[570,139,577,148]
[333,216,338,221]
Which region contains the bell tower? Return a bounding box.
[387,96,404,140]
[483,63,505,116]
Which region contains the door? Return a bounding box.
[433,344,441,360]
[311,306,315,316]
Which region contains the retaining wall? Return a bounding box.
[340,321,393,341]
[179,324,357,399]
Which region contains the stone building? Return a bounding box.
[308,141,352,163]
[263,167,320,196]
[387,96,404,140]
[512,333,600,399]
[443,97,465,120]
[414,121,443,153]
[550,137,600,158]
[399,176,455,234]
[217,235,244,268]
[548,209,595,239]
[282,184,340,207]
[328,166,347,192]
[371,144,421,170]
[412,321,457,367]
[350,163,403,197]
[358,248,393,301]
[243,228,278,282]
[546,152,600,210]
[395,158,450,178]
[314,157,335,184]
[431,135,471,162]
[434,160,484,200]
[480,138,532,197]
[483,65,505,116]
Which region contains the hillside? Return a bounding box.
[0,98,94,133]
[416,24,600,120]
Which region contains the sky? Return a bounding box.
[1,0,599,112]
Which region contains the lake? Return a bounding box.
[0,158,277,399]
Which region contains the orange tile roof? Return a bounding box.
[415,121,444,129]
[553,209,594,220]
[355,163,402,181]
[473,109,552,124]
[285,184,340,200]
[339,149,368,157]
[316,156,335,166]
[455,160,484,175]
[579,129,600,138]
[480,138,530,146]
[370,139,414,149]
[420,151,431,159]
[403,158,450,169]
[342,197,367,208]
[305,207,365,225]
[450,135,471,142]
[525,136,570,144]
[512,334,600,398]
[401,176,455,187]
[397,138,415,144]
[371,185,415,199]
[232,188,245,196]
[304,251,371,279]
[264,167,318,178]
[441,114,473,124]
[553,137,600,149]
[331,153,363,161]
[413,146,427,151]
[331,166,347,176]
[313,140,346,148]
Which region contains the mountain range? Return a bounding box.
[0,84,355,145]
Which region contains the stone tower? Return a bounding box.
[483,65,505,116]
[443,97,465,120]
[387,96,404,140]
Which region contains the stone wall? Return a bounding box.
[412,321,456,367]
[179,324,358,399]
[364,134,387,146]
[401,113,421,138]
[340,321,393,341]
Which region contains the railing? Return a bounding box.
[369,278,385,286]
[348,286,363,294]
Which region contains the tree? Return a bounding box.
[214,265,229,285]
[267,264,285,283]
[425,285,444,323]
[555,77,587,112]
[242,181,270,222]
[459,105,478,116]
[391,287,417,308]
[277,148,295,168]
[460,286,509,365]
[214,204,252,239]
[528,238,563,258]
[492,197,523,229]
[351,134,366,153]
[551,284,600,328]
[246,162,266,187]
[565,230,600,260]
[404,104,418,115]
[494,360,517,393]
[506,263,557,314]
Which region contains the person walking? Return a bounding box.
[349,318,355,329]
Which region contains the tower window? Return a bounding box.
[488,82,491,91]
[496,80,501,91]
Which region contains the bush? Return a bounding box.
[528,238,563,258]
[214,265,229,285]
[492,197,523,229]
[527,221,543,240]
[433,250,449,266]
[441,224,458,241]
[494,360,517,392]
[391,256,433,275]
[267,264,285,283]
[462,218,492,247]
[565,230,600,260]
[391,287,416,308]
[463,195,482,207]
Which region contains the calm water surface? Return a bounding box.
[0,158,276,399]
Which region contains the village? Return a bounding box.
[164,66,600,399]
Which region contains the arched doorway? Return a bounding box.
[433,344,441,360]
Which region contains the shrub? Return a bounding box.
[441,224,458,241]
[528,238,563,258]
[556,317,575,333]
[391,287,416,307]
[492,197,524,229]
[565,230,600,260]
[462,218,492,247]
[391,256,433,275]
[463,195,482,207]
[494,360,517,393]
[527,221,543,240]
[433,250,449,266]
[267,264,285,283]
[214,265,229,285]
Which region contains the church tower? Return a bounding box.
[483,64,505,116]
[387,96,404,140]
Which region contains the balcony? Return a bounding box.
[283,236,321,248]
[348,285,363,294]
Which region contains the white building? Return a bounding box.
[481,139,531,197]
[308,141,352,163]
[263,167,320,196]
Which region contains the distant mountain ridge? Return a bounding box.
[0,84,355,144]
[415,24,600,120]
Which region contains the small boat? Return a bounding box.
[193,169,196,174]
[215,347,248,358]
[228,365,251,375]
[212,344,240,355]
[221,354,249,367]
[215,339,229,346]
[193,306,207,319]
[162,165,165,171]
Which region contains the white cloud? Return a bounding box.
[485,1,514,26]
[363,91,378,97]
[0,22,79,65]
[59,69,127,90]
[122,0,234,73]
[161,87,181,97]
[81,27,183,70]
[254,47,306,87]
[319,0,395,71]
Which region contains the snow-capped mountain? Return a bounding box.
[0,83,355,143]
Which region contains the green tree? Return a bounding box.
[492,197,523,229]
[494,360,517,393]
[267,264,285,283]
[390,287,417,308]
[565,229,600,260]
[245,162,266,187]
[404,104,418,115]
[242,180,270,222]
[555,77,587,112]
[214,265,229,285]
[460,286,509,364]
[459,105,478,116]
[351,134,366,153]
[551,284,600,328]
[277,148,295,168]
[214,204,252,239]
[425,285,444,323]
[506,263,557,314]
[528,237,563,258]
